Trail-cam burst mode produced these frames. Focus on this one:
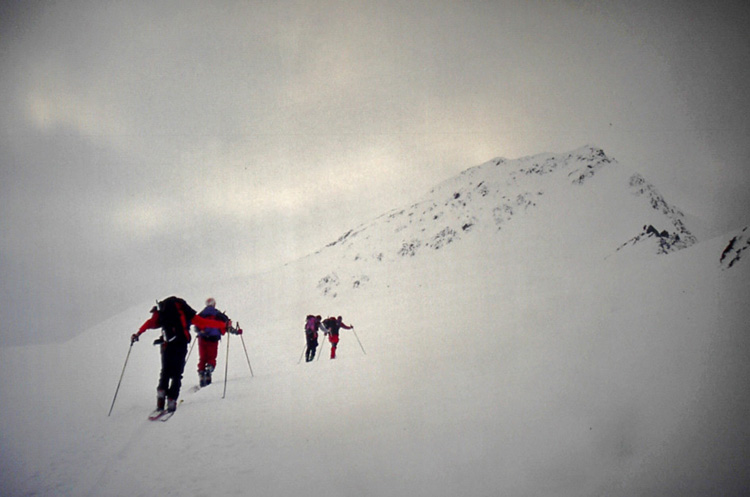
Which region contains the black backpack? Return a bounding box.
[157,296,196,343]
[322,317,338,334]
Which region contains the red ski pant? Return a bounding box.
[197,337,219,372]
[329,332,339,359]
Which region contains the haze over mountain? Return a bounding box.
[1,146,748,496]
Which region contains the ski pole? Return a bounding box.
[185,334,197,364]
[298,344,306,364]
[108,341,134,416]
[317,334,326,361]
[239,330,254,377]
[222,330,230,399]
[351,327,366,355]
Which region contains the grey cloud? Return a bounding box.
[2,1,749,345]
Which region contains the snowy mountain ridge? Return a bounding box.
[314,145,700,299]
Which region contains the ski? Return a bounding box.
[160,410,176,422]
[148,409,167,421]
[155,399,183,421]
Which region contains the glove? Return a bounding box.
[153,337,164,346]
[235,326,243,335]
[131,333,139,344]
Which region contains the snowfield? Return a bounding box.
[2,147,748,496]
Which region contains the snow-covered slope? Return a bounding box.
[1,146,748,497]
[311,145,698,300]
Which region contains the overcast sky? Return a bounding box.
[2,0,749,345]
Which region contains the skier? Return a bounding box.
[195,297,230,387]
[131,296,229,413]
[304,315,321,362]
[321,315,353,359]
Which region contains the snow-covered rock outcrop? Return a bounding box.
[720,226,750,269]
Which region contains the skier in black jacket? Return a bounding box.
[131,296,228,412]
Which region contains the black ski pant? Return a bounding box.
[305,334,318,362]
[158,340,188,400]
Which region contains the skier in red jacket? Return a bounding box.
[321,316,353,359]
[131,296,229,412]
[195,297,232,387]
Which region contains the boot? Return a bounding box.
[156,389,166,411]
[199,370,207,387]
[205,364,214,385]
[167,398,177,412]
